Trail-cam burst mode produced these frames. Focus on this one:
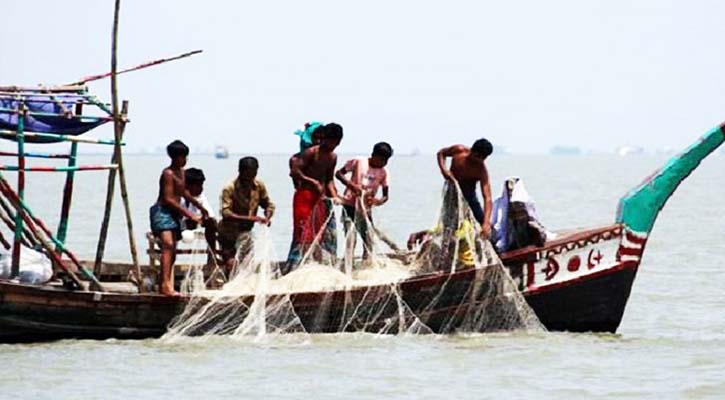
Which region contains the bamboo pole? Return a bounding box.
[0,178,86,289]
[10,105,26,278]
[0,85,86,93]
[0,95,100,106]
[0,93,87,98]
[0,200,33,248]
[93,101,127,277]
[0,164,117,172]
[0,229,10,250]
[56,102,82,247]
[0,130,119,145]
[71,49,203,85]
[0,151,71,159]
[0,108,112,122]
[101,0,143,291]
[0,175,102,290]
[0,190,37,248]
[84,96,113,115]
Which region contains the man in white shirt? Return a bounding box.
[335,142,393,260]
[182,168,218,254]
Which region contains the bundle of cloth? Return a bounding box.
[491,177,555,253]
[0,246,53,284]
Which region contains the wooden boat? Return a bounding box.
[214,145,229,159]
[0,122,722,342]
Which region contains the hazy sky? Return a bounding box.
[2,1,724,154]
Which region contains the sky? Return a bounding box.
[2,0,725,155]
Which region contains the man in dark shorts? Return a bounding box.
[436,138,493,239]
[149,140,208,296]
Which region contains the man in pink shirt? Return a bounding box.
[335,142,393,260]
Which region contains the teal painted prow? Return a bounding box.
[617,123,725,233]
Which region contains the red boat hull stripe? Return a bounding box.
[625,231,647,245]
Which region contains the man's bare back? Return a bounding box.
[449,147,487,192]
[437,141,494,238]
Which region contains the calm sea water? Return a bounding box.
[0,153,723,399]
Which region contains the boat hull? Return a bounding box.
[524,263,637,333]
[0,267,519,342]
[506,224,640,333]
[0,224,640,342]
[0,284,180,342]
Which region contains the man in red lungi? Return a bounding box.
[286,123,343,272]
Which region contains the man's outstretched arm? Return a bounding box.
[436,145,465,181]
[480,164,493,239]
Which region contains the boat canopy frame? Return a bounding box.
[0,84,138,292]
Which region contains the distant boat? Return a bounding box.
[214,145,229,159]
[617,146,644,157]
[549,146,582,155]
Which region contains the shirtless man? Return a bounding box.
[286,123,343,269]
[437,138,493,239]
[149,140,209,296]
[289,122,326,188]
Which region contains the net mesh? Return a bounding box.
[162,182,544,342]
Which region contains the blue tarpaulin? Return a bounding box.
[0,95,108,143]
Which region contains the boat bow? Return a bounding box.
[617,123,725,235]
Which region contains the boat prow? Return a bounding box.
[501,122,725,332]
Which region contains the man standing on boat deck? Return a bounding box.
[289,122,326,188]
[217,157,276,277]
[336,141,394,261]
[437,139,494,239]
[286,123,344,271]
[150,140,209,297]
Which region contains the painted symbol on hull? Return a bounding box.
[567,255,581,272]
[542,257,560,281]
[588,249,603,269]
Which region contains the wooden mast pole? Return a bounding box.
[10,105,26,278]
[56,102,82,248]
[93,100,127,275]
[93,0,143,290]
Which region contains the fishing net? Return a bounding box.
[162,182,543,341]
[164,229,307,342]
